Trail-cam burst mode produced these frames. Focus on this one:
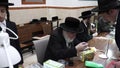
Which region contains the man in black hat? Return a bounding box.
[92,0,120,49]
[92,0,120,67]
[44,17,88,63]
[92,0,120,22]
[78,10,95,42]
[0,0,23,67]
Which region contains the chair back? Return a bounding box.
[41,22,52,35]
[33,35,50,64]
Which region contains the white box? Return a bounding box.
[43,60,65,68]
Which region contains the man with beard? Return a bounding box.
[44,17,88,64]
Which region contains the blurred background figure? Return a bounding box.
[97,16,112,37]
[78,10,95,42]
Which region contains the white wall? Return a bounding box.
[46,0,97,7]
[9,7,94,25]
[9,0,97,7]
[8,0,97,24]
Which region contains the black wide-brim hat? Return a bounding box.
[79,10,94,18]
[92,0,120,12]
[60,17,84,33]
[0,0,14,6]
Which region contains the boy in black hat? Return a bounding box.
[44,17,88,64]
[78,10,95,42]
[0,0,23,67]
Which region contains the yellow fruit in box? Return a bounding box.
[80,47,96,62]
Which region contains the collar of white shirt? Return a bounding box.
[83,20,87,27]
[0,20,6,31]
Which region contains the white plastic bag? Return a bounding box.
[27,63,43,68]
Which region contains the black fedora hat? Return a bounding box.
[29,19,39,24]
[52,16,59,21]
[92,0,120,12]
[79,10,94,18]
[60,17,83,33]
[40,17,48,22]
[0,0,14,6]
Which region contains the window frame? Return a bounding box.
[22,0,46,4]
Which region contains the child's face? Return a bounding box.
[0,6,6,22]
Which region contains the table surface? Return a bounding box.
[65,37,120,68]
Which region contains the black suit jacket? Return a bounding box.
[116,12,120,51]
[6,20,23,66]
[77,21,93,42]
[44,27,80,62]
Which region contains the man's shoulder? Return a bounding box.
[80,21,85,26]
[52,27,62,35]
[6,20,16,25]
[50,27,64,40]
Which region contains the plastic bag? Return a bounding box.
[27,63,43,68]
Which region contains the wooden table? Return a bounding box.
[66,37,120,68]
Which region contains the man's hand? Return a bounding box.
[75,42,88,52]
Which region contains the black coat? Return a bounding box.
[44,27,80,62]
[77,21,93,42]
[6,20,23,66]
[116,12,120,51]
